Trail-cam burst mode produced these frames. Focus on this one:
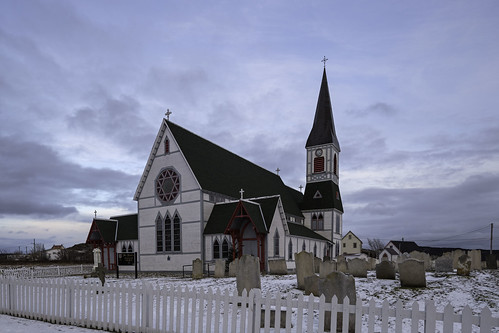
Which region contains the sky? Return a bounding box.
[1,0,498,253]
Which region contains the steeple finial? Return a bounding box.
[165,109,172,120]
[321,56,328,68]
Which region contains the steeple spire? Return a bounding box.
[305,68,340,151]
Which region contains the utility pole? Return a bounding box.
[491,223,494,254]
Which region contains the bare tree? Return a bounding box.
[367,238,385,257]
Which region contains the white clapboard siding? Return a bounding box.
[1,277,498,333]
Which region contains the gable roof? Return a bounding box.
[388,240,420,253]
[301,180,343,212]
[166,120,304,217]
[287,222,331,243]
[112,214,138,241]
[204,197,280,235]
[342,231,362,243]
[305,68,340,151]
[87,219,117,244]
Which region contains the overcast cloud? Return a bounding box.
[1,1,498,252]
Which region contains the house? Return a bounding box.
[341,231,362,255]
[86,67,346,272]
[379,240,420,262]
[86,214,138,270]
[45,245,65,261]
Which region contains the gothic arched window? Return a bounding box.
[156,214,163,252]
[164,214,172,252]
[317,213,324,230]
[314,243,317,257]
[311,213,317,230]
[165,137,170,154]
[173,213,181,252]
[314,156,325,173]
[333,154,338,175]
[273,230,280,257]
[222,238,229,258]
[213,239,220,259]
[302,241,306,251]
[128,244,133,253]
[288,239,293,260]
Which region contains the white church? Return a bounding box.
[87,68,344,272]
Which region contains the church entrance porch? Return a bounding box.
[225,200,267,272]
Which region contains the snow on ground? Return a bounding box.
[1,269,498,332]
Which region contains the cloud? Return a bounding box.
[0,136,137,218]
[347,102,398,118]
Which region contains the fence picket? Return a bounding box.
[0,277,498,333]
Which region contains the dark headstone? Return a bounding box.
[376,261,396,280]
[486,254,497,269]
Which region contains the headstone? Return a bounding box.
[268,259,287,275]
[469,250,482,270]
[434,256,453,273]
[456,254,471,276]
[348,258,368,278]
[337,257,348,273]
[192,258,203,279]
[304,274,321,297]
[376,261,396,280]
[409,251,431,271]
[319,260,336,278]
[368,257,377,270]
[295,251,315,290]
[399,259,426,287]
[486,254,497,269]
[322,272,357,332]
[452,249,465,269]
[214,259,226,278]
[314,257,322,274]
[236,255,261,296]
[228,259,238,277]
[95,263,106,286]
[92,248,102,270]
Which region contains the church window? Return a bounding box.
[128,244,133,252]
[165,214,172,252]
[333,154,338,175]
[335,242,340,257]
[156,215,163,252]
[335,214,341,233]
[313,243,317,257]
[313,156,325,173]
[164,137,170,154]
[311,214,317,230]
[324,245,328,258]
[122,244,127,253]
[222,238,229,258]
[213,239,220,259]
[173,213,181,252]
[273,230,280,257]
[288,240,293,260]
[156,168,180,203]
[317,214,324,230]
[302,241,306,251]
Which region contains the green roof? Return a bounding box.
[204,197,280,235]
[301,180,343,212]
[112,214,138,241]
[93,219,117,243]
[167,120,304,218]
[287,222,330,242]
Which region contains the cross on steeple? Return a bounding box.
[165,109,172,120]
[239,188,244,199]
[299,185,303,193]
[276,168,280,175]
[94,210,97,218]
[321,56,328,68]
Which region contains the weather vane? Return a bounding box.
[321,56,328,68]
[165,109,172,120]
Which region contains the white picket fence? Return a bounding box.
[0,265,93,279]
[0,278,497,332]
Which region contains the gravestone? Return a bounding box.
[228,258,238,277]
[92,248,102,270]
[368,257,377,270]
[192,258,203,279]
[452,249,465,269]
[314,257,322,274]
[409,251,431,271]
[304,274,321,297]
[319,260,336,278]
[469,250,482,270]
[399,259,426,287]
[348,258,368,278]
[376,261,396,280]
[214,259,226,278]
[434,256,453,273]
[337,256,348,273]
[268,259,287,275]
[322,272,357,332]
[456,254,471,276]
[94,263,106,286]
[486,254,497,269]
[236,255,261,296]
[295,251,315,290]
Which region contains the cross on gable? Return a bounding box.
[165,109,172,120]
[239,188,244,199]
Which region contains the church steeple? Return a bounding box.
[305,68,340,152]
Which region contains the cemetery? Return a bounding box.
[1,250,498,332]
